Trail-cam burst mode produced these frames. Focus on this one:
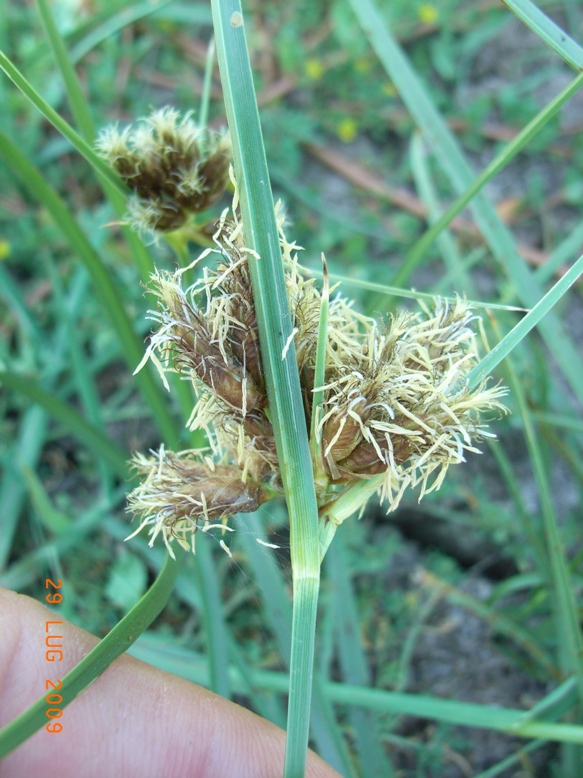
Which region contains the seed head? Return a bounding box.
[96,108,231,234]
[127,447,269,558]
[133,218,280,501]
[127,197,507,554]
[315,297,507,509]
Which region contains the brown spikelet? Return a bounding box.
[127,449,269,556]
[217,255,265,392]
[144,270,267,416]
[321,397,371,467]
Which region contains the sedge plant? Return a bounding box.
[2,0,583,775]
[93,4,505,773]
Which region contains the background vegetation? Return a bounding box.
[1,0,583,775]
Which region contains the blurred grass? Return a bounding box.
[1,0,583,774]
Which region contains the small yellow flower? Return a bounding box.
[354,58,372,74]
[305,58,324,80]
[337,118,358,143]
[382,82,397,98]
[418,3,438,24]
[0,239,11,260]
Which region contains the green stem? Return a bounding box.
[192,539,231,698]
[210,3,320,775]
[319,475,384,560]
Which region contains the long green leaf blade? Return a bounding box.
[402,71,583,277]
[468,253,583,388]
[130,636,583,745]
[0,550,183,757]
[211,3,321,775]
[0,371,129,478]
[0,51,124,194]
[503,0,583,69]
[32,0,154,281]
[0,130,178,448]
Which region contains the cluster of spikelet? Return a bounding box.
[101,109,506,556]
[96,107,231,234]
[125,212,506,555]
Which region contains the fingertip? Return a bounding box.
[0,590,341,778]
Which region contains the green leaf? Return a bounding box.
[211,2,321,775]
[33,0,154,282]
[468,253,583,388]
[0,549,184,758]
[130,634,583,745]
[400,71,583,280]
[0,50,125,194]
[0,130,179,448]
[0,371,129,478]
[347,0,583,408]
[504,0,583,70]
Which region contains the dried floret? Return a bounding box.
[315,298,507,507]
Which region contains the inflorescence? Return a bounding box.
[100,108,507,557]
[96,107,231,234]
[126,212,506,556]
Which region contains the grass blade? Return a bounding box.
[473,741,547,778]
[68,0,179,64]
[0,549,184,758]
[507,361,583,704]
[0,490,126,591]
[191,541,231,699]
[409,131,470,291]
[535,218,583,283]
[233,512,355,776]
[33,0,154,282]
[503,0,583,69]
[0,130,179,448]
[505,356,583,773]
[326,531,393,777]
[467,252,583,388]
[0,371,129,478]
[0,267,101,567]
[0,407,48,568]
[401,71,583,281]
[211,3,321,775]
[0,51,124,194]
[34,0,95,139]
[130,635,583,745]
[303,266,526,311]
